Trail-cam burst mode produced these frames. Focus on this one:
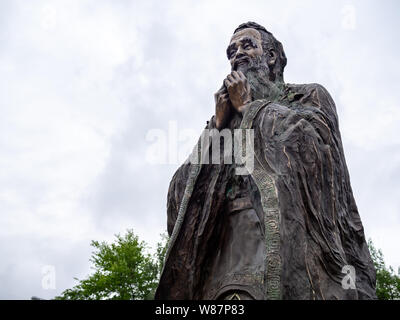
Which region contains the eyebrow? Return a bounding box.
[241,37,257,46]
[226,37,258,58]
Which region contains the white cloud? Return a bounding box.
[0,0,399,298]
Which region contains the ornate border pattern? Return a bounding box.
[239,100,282,300]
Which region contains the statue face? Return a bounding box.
[227,28,264,73]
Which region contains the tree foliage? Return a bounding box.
[55,229,168,300]
[56,232,400,300]
[368,239,400,300]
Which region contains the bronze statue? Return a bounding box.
[155,22,376,300]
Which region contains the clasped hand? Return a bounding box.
[214,71,251,129]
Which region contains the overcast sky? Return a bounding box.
[1,0,399,299]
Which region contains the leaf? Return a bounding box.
[55,229,169,300]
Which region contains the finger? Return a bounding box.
[215,85,227,99]
[224,78,232,87]
[221,93,229,100]
[231,71,241,81]
[227,74,235,83]
[217,93,229,101]
[238,70,246,80]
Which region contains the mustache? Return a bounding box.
[232,55,268,72]
[233,57,250,71]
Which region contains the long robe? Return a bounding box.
[155,83,377,300]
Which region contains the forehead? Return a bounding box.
[230,28,262,44]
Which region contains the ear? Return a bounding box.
[267,49,277,81]
[267,49,277,68]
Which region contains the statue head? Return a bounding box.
[227,22,287,82]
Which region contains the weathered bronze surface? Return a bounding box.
[155,22,377,300]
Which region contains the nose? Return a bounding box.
[237,45,244,54]
[233,46,246,60]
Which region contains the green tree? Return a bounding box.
[55,229,168,300]
[368,239,400,300]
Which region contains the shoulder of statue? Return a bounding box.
[280,82,339,131]
[281,82,336,109]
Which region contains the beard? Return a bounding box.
[235,55,284,102]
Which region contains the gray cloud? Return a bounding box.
[0,0,399,299]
